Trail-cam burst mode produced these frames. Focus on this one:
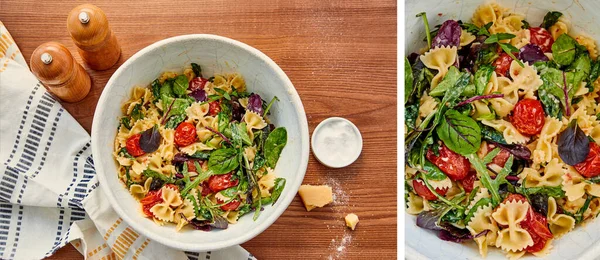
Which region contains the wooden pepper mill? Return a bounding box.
[67,4,121,70]
[30,42,91,103]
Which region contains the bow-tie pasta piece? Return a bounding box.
[419,46,458,89]
[482,119,530,144]
[492,200,533,252]
[547,197,575,238]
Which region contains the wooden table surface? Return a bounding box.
[0,0,397,259]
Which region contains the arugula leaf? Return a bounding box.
[124,167,135,187]
[574,196,593,223]
[482,148,501,164]
[131,104,144,120]
[405,57,414,103]
[474,65,494,95]
[464,198,492,224]
[484,33,516,44]
[430,66,460,97]
[172,75,189,97]
[118,148,135,159]
[460,23,480,35]
[143,169,173,183]
[214,88,231,101]
[416,12,432,49]
[552,34,578,66]
[540,11,563,29]
[499,43,524,67]
[191,63,202,78]
[468,155,513,206]
[208,148,240,174]
[478,22,493,36]
[519,186,565,198]
[264,128,287,168]
[475,43,500,70]
[436,109,481,156]
[120,117,131,130]
[217,112,231,135]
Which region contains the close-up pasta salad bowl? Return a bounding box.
[91,34,309,252]
[405,0,600,259]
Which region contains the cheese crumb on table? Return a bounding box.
[298,184,333,211]
[345,213,359,230]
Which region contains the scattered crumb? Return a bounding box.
[328,230,353,259]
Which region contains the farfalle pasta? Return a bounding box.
[113,63,288,231]
[406,3,600,259]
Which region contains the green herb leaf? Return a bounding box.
[474,65,494,95]
[190,151,211,160]
[478,22,493,36]
[120,117,131,130]
[143,169,173,183]
[482,148,501,164]
[270,178,286,204]
[119,147,135,159]
[422,160,448,181]
[151,79,161,101]
[131,104,144,120]
[208,148,240,174]
[191,63,202,78]
[436,109,482,156]
[430,66,460,97]
[464,198,492,224]
[519,186,565,198]
[405,57,414,104]
[172,75,189,97]
[480,123,508,144]
[540,11,563,29]
[484,33,516,44]
[264,127,287,168]
[460,23,480,34]
[232,123,252,146]
[552,34,578,66]
[160,79,174,99]
[521,20,530,29]
[499,43,524,67]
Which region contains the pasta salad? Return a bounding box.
[405,2,600,259]
[113,63,287,231]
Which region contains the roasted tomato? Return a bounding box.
[522,208,553,253]
[125,134,145,157]
[412,179,448,201]
[200,181,213,196]
[208,173,239,192]
[189,77,208,92]
[174,122,197,147]
[510,99,545,136]
[219,199,241,211]
[503,193,527,203]
[426,144,470,181]
[487,143,511,167]
[460,171,478,193]
[140,190,163,217]
[529,27,554,53]
[493,52,514,77]
[574,142,600,178]
[208,100,221,116]
[186,160,206,173]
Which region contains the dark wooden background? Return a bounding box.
[0,0,397,259]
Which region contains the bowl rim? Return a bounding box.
[91,34,309,252]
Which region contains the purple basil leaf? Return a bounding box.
[247,93,263,114]
[210,217,229,229]
[416,210,443,231]
[189,219,212,231]
[230,97,245,122]
[439,223,489,243]
[189,88,207,102]
[493,142,532,161]
[407,52,420,65]
[139,126,161,153]
[432,20,461,48]
[557,121,590,165]
[172,153,189,164]
[456,94,504,107]
[175,173,184,179]
[519,44,549,64]
[460,42,480,72]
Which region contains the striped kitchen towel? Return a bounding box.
[0,22,256,260]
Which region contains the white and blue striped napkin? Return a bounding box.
[0,22,256,260]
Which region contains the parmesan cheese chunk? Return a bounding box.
[345,213,359,230]
[298,185,333,211]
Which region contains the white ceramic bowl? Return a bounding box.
[406,0,600,259]
[91,34,309,252]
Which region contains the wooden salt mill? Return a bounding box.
[67,4,121,70]
[30,42,91,103]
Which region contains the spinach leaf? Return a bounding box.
[416,12,432,49]
[191,63,203,78]
[131,104,143,120]
[557,120,590,165]
[538,86,563,119]
[172,75,189,97]
[475,43,499,70]
[568,52,591,76]
[436,109,481,156]
[474,65,494,95]
[484,33,516,44]
[405,57,414,104]
[422,160,448,181]
[264,127,287,168]
[270,178,286,204]
[160,79,174,99]
[217,112,231,138]
[143,169,173,183]
[164,114,186,129]
[163,97,192,118]
[405,104,419,130]
[540,11,562,29]
[588,60,600,89]
[208,148,240,174]
[120,117,131,130]
[552,34,578,66]
[151,79,161,101]
[190,151,211,160]
[232,123,252,146]
[519,186,565,198]
[430,66,460,97]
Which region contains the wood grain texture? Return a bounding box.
[0,0,396,259]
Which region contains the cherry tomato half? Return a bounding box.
[426,144,470,181]
[575,142,600,178]
[189,77,208,92]
[126,134,146,157]
[208,100,221,116]
[412,179,448,201]
[493,52,514,77]
[174,122,197,147]
[529,27,554,53]
[460,171,478,193]
[511,99,545,136]
[219,199,241,211]
[208,173,239,192]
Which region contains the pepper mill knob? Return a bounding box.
[30,42,91,103]
[67,4,121,70]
